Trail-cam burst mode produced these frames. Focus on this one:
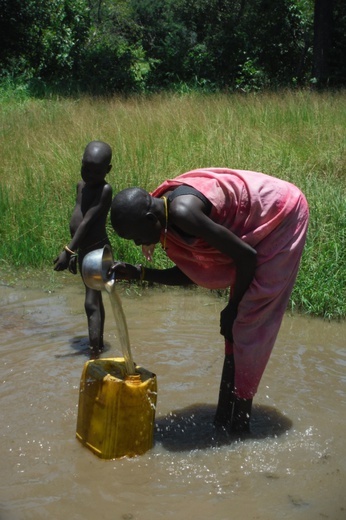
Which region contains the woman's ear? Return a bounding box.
[145,211,158,223]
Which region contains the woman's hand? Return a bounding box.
[108,261,141,281]
[142,244,155,262]
[220,300,238,342]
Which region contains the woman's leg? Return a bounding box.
[214,353,236,429]
[214,352,252,433]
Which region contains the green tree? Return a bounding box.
[0,0,90,84]
[312,0,346,87]
[78,0,148,93]
[1,0,344,93]
[130,0,315,90]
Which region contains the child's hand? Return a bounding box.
[53,251,70,271]
[68,255,78,275]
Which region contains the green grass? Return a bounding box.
[0,89,345,318]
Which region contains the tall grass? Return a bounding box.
[0,90,345,318]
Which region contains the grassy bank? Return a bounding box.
[0,90,345,318]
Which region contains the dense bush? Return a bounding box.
[0,0,345,94]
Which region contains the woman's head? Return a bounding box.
[111,188,162,246]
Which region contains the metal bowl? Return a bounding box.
[82,245,114,290]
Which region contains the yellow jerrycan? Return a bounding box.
[76,357,157,459]
[77,246,157,459]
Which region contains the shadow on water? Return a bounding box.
[154,403,292,451]
[54,336,112,358]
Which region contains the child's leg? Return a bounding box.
[84,286,105,354]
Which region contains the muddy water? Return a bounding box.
[1,277,345,520]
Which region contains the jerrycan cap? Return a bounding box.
[125,374,142,385]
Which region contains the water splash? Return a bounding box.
[105,280,136,375]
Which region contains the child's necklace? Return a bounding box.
[161,196,168,250]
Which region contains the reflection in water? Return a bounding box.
[0,280,345,520]
[56,337,114,358]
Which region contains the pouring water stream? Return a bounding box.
[105,278,136,375]
[81,245,136,375]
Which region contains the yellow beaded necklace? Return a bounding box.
[161,196,168,250]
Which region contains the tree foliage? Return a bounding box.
[0,0,89,80]
[0,0,344,94]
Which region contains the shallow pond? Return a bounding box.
[1,276,345,520]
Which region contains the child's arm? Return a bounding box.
[53,183,112,272]
[68,183,112,251]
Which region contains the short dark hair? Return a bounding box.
[110,187,150,235]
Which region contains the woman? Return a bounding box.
[109,168,309,433]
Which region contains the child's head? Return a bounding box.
[81,141,112,184]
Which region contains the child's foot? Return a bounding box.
[89,345,104,359]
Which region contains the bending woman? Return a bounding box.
[109,168,309,433]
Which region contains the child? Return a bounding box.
[54,141,113,358]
